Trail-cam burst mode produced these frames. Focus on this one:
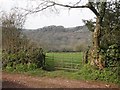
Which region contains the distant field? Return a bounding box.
[46,52,83,58]
[45,52,83,71]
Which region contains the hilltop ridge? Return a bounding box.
[22,25,92,52]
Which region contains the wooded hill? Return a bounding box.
[23,25,92,52]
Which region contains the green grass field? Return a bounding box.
[45,52,83,71]
[46,52,83,58]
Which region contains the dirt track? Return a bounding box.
[2,72,119,88]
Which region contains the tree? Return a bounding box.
[101,1,120,48]
[20,0,109,69]
[1,10,26,51]
[1,10,46,68]
[81,1,120,69]
[82,1,119,70]
[84,1,120,49]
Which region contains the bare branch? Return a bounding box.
[30,3,55,13]
[99,2,107,22]
[16,0,101,17]
[88,2,100,16]
[51,1,88,8]
[73,0,82,6]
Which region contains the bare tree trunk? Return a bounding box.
[90,17,104,69]
[94,17,101,49]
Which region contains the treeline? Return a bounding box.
[23,25,92,52]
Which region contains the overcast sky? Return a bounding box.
[0,0,96,29]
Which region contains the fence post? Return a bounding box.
[71,57,72,70]
[53,53,54,68]
[62,56,63,69]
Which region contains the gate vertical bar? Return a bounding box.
[0,21,2,89]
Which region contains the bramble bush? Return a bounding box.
[105,44,120,67]
[2,47,45,70]
[77,64,119,84]
[79,44,120,84]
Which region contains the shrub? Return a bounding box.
[27,63,37,71]
[2,47,45,70]
[105,44,120,67]
[77,64,119,84]
[5,63,14,72]
[15,64,28,72]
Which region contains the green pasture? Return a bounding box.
[45,52,83,71]
[46,52,83,58]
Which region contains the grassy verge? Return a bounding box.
[3,63,120,85]
[3,52,120,85]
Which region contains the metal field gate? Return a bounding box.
[45,53,82,71]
